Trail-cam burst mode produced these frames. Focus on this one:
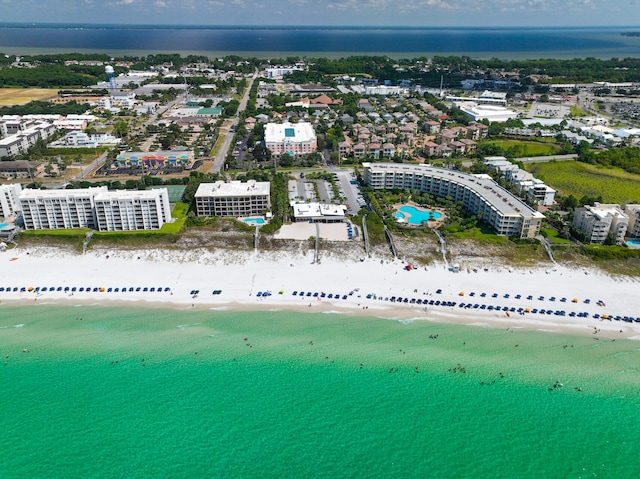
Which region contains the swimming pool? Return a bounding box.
[243,217,265,226]
[396,205,442,225]
[626,239,640,248]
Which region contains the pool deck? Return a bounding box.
[394,202,446,228]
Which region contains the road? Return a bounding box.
[514,154,578,163]
[210,70,258,174]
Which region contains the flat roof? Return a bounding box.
[195,181,270,198]
[363,162,543,219]
[291,202,346,219]
[20,186,107,199]
[94,189,167,201]
[264,122,316,143]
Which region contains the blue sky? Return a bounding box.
[2,0,640,27]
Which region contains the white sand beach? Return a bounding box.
[1,245,639,340]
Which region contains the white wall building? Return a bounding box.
[573,203,629,245]
[291,202,347,223]
[0,183,22,218]
[455,103,518,123]
[362,162,544,238]
[623,204,640,239]
[19,187,172,231]
[20,187,107,230]
[94,189,172,231]
[264,122,317,157]
[0,123,56,157]
[195,181,271,217]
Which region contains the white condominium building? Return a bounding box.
[195,181,270,217]
[94,189,171,231]
[264,122,317,157]
[19,187,172,231]
[362,162,544,238]
[623,204,640,239]
[0,183,22,218]
[20,187,107,230]
[573,203,629,245]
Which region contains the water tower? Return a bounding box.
[105,65,116,94]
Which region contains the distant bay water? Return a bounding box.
[1,24,640,59]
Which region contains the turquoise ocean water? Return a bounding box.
[2,304,640,478]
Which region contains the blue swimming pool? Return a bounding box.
[396,205,442,225]
[626,239,640,248]
[0,223,8,229]
[243,217,265,225]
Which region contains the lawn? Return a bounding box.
[0,88,59,105]
[527,161,640,204]
[481,139,562,157]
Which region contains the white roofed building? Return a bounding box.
[264,122,317,157]
[573,203,629,245]
[195,181,271,217]
[0,183,22,218]
[20,187,107,230]
[94,189,172,231]
[291,202,347,223]
[622,204,640,239]
[362,162,544,238]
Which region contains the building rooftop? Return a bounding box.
[264,122,316,143]
[195,180,270,198]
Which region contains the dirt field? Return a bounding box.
[0,88,59,106]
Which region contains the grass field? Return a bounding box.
[480,139,562,157]
[527,161,640,204]
[0,88,59,106]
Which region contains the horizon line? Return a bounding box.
[1,22,640,30]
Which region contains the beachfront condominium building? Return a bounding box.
[19,187,172,231]
[573,203,629,245]
[194,180,271,217]
[362,162,544,238]
[623,204,640,239]
[264,122,317,157]
[0,183,22,218]
[93,189,172,231]
[20,186,107,230]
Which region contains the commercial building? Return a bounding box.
[94,189,171,231]
[115,150,194,169]
[0,160,43,179]
[290,202,347,223]
[0,183,22,218]
[362,163,544,238]
[573,203,629,245]
[264,122,317,157]
[454,103,518,123]
[195,181,271,217]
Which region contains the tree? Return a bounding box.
[113,119,129,138]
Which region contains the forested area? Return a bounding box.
[0,100,90,115]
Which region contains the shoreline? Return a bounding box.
[2,245,639,341]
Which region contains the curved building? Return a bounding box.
[362,162,544,238]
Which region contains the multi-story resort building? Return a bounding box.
[194,180,271,217]
[93,189,171,231]
[20,187,106,230]
[0,183,22,218]
[573,203,629,245]
[264,122,317,157]
[362,162,544,238]
[19,187,172,231]
[0,122,56,157]
[623,204,640,239]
